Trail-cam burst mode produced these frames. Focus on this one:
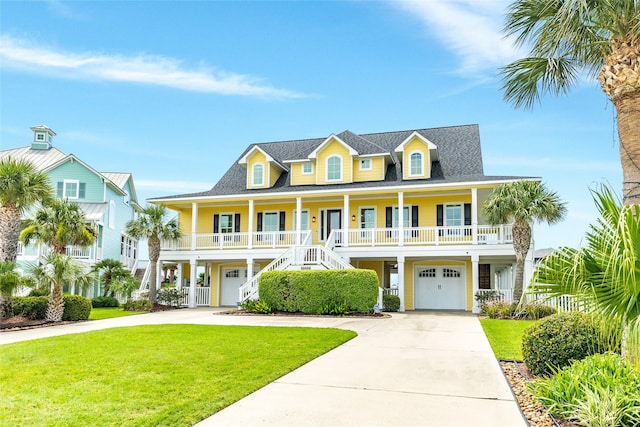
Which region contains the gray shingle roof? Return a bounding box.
[153,124,536,200]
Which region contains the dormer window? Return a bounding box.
[302,162,313,174]
[410,152,423,176]
[327,155,342,181]
[252,163,264,186]
[360,159,372,170]
[36,133,45,141]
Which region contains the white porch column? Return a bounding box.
[471,254,480,313]
[397,255,405,312]
[189,259,197,308]
[296,197,302,245]
[191,202,198,251]
[343,194,350,247]
[176,263,183,289]
[471,187,478,245]
[398,192,404,246]
[155,261,162,292]
[246,256,254,306]
[248,199,254,249]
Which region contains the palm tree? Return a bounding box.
[30,252,91,322]
[92,259,132,297]
[125,205,180,304]
[0,157,52,262]
[483,180,567,301]
[532,186,640,363]
[20,198,97,255]
[501,0,640,204]
[0,261,21,319]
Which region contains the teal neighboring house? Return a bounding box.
[0,125,143,297]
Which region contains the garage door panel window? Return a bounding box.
[443,268,461,278]
[418,268,436,278]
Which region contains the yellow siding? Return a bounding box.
[246,150,268,189]
[402,137,431,180]
[353,157,384,182]
[269,163,280,187]
[290,162,316,186]
[356,261,384,286]
[316,138,353,185]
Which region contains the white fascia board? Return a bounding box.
[394,131,438,152]
[308,134,358,159]
[148,177,541,204]
[238,146,287,171]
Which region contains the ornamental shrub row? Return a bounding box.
[13,295,93,321]
[259,269,378,314]
[91,296,120,308]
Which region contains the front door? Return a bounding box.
[326,209,342,241]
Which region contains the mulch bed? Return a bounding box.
[216,309,390,318]
[500,361,579,427]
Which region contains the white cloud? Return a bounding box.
[389,0,522,75]
[0,35,303,98]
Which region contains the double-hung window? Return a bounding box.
[409,152,423,176]
[252,163,264,186]
[444,204,463,237]
[326,156,342,181]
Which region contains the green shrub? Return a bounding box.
[28,287,50,297]
[316,300,350,316]
[529,353,640,426]
[522,312,621,377]
[91,296,120,308]
[241,299,273,314]
[12,296,48,319]
[520,302,556,320]
[482,300,518,319]
[157,287,182,307]
[123,299,152,312]
[382,294,400,312]
[62,295,92,321]
[259,269,378,314]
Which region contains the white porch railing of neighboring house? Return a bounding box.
[161,230,312,251]
[179,287,211,306]
[238,245,354,304]
[330,225,513,248]
[475,288,515,304]
[476,289,587,314]
[138,263,152,291]
[382,288,399,296]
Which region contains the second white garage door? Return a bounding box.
[414,266,466,310]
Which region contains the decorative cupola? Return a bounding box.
[30,125,56,150]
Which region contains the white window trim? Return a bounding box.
[443,203,464,227]
[392,205,412,227]
[63,179,80,199]
[301,162,313,175]
[359,159,372,171]
[292,209,310,231]
[359,206,376,229]
[326,155,342,182]
[408,151,424,177]
[252,163,265,186]
[219,213,235,234]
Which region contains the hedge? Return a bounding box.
[259,269,378,314]
[13,294,92,321]
[91,296,120,308]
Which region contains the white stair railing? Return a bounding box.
[238,245,354,304]
[139,263,152,291]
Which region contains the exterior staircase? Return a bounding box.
[238,245,354,304]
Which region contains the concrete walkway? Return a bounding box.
[1,309,526,427]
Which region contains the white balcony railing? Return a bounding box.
[161,225,512,251]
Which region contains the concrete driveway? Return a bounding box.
[1,309,526,427]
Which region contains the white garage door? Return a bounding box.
[221,267,247,306]
[415,266,466,310]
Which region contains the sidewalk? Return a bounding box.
[1,309,526,426]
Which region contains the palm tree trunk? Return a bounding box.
[0,295,13,319]
[511,220,532,302]
[614,93,640,205]
[45,284,65,322]
[0,204,21,262]
[148,236,160,305]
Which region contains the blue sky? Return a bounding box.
[0,0,621,250]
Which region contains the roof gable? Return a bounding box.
[308,134,358,159]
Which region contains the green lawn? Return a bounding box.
[480,318,535,361]
[89,307,147,320]
[0,324,356,426]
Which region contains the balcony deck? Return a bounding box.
[161,225,512,251]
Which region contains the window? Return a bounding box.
[220,214,234,234]
[443,268,461,278]
[302,162,313,174]
[263,212,279,232]
[252,163,264,186]
[410,152,423,176]
[393,207,410,228]
[360,159,372,170]
[419,268,436,278]
[326,156,342,181]
[64,179,79,199]
[444,204,463,227]
[293,210,310,230]
[360,208,375,229]
[36,133,45,141]
[225,269,239,278]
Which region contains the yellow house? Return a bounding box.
[150,125,536,312]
